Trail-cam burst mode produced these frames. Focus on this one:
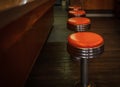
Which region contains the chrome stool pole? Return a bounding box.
[81,58,88,87]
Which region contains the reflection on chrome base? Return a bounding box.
[75,82,96,87]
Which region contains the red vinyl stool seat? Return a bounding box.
[67,17,91,32]
[67,32,104,87]
[68,10,86,18]
[68,5,81,11]
[67,32,104,59]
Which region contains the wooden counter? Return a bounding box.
[0,0,55,87]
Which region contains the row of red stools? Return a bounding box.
[66,5,104,87]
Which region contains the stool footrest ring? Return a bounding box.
[67,43,104,59]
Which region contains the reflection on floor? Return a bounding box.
[25,6,120,87]
[48,6,73,42]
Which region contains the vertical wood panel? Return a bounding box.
[85,0,114,10]
[70,0,114,10]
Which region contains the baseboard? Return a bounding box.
[86,13,114,17]
[86,10,114,17]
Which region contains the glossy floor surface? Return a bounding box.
[25,6,120,87]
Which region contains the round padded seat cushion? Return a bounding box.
[69,10,86,15]
[68,17,90,25]
[68,32,104,48]
[69,6,81,10]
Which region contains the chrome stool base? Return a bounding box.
[67,23,91,32]
[68,14,86,18]
[75,82,96,87]
[67,43,104,60]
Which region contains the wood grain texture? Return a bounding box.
[70,0,114,10]
[0,0,55,87]
[85,0,115,10]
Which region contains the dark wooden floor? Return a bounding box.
[25,6,120,87]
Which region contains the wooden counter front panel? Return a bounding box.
[70,0,81,5]
[70,0,114,10]
[85,0,114,10]
[0,0,55,87]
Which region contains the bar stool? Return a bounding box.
[67,17,91,32]
[68,10,86,18]
[68,5,81,11]
[67,32,104,87]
